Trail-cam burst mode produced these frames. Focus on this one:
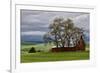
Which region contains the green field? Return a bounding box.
[21,43,90,63]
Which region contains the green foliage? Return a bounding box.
[28,47,36,53]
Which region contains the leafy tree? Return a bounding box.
[28,47,36,53]
[43,17,84,48]
[48,17,63,48]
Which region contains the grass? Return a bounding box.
[21,43,90,63]
[21,43,54,53]
[21,51,89,63]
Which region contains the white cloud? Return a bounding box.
[21,31,46,36]
[73,14,89,31]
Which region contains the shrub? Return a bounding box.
[28,47,36,53]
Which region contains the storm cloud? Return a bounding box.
[21,10,89,42]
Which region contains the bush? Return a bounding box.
[28,47,36,53]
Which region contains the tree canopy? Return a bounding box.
[43,17,84,48]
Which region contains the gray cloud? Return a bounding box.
[21,10,89,41]
[73,14,90,31]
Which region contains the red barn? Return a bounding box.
[51,36,85,52]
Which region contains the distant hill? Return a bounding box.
[21,34,89,45]
[21,41,44,45]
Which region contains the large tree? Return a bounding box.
[43,17,84,48]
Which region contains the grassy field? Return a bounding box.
[21,43,54,53]
[21,43,90,63]
[21,51,89,63]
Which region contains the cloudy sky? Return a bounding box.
[21,9,90,42]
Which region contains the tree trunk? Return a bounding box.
[67,37,70,47]
[55,35,59,48]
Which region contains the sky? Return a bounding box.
[21,9,90,42]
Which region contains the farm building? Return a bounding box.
[51,35,85,52]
